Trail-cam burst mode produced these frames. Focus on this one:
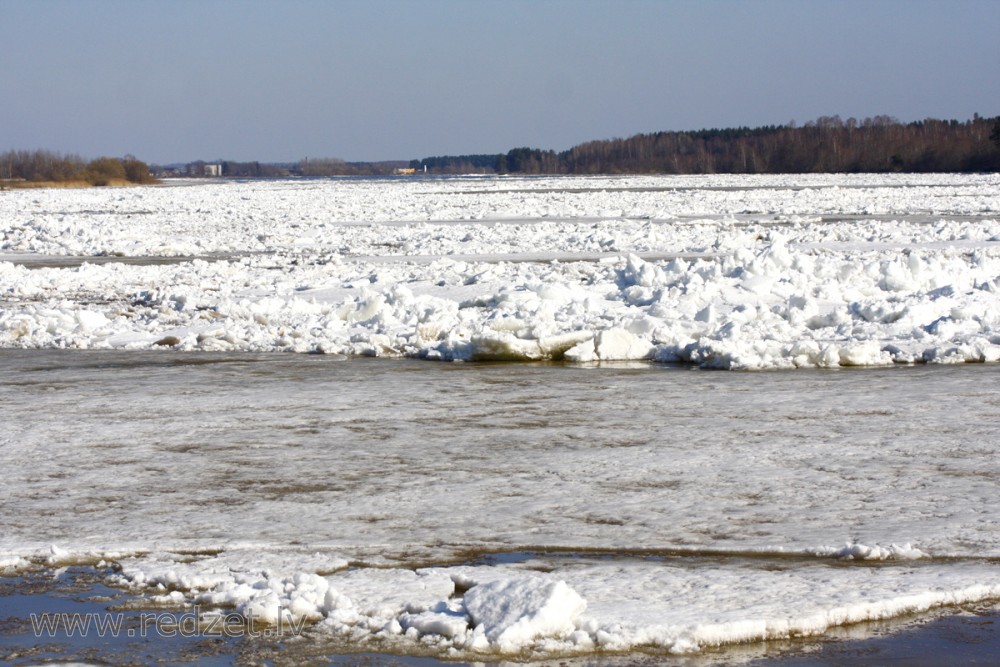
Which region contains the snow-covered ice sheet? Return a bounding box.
[4,351,1000,658]
[2,174,1000,369]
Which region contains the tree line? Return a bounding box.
[411,115,1000,175]
[15,114,993,185]
[155,158,411,178]
[0,150,156,185]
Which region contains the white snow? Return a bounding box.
[1,174,999,369]
[463,577,587,650]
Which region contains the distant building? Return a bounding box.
[204,164,222,177]
[394,167,417,175]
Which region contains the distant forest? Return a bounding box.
[5,115,998,184]
[412,115,1000,175]
[180,158,409,178]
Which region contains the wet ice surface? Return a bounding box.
[3,351,1000,659]
[2,173,1000,368]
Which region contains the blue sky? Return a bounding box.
[2,0,997,164]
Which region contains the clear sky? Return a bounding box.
[2,0,998,164]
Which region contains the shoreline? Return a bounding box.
[0,178,159,190]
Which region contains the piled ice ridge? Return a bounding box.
[91,549,1000,657]
[2,174,1000,368]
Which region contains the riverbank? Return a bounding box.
[0,178,157,190]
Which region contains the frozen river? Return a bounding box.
[3,174,1000,661]
[3,350,1000,661]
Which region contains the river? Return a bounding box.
[3,350,1000,663]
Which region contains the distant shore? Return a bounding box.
[0,178,158,190]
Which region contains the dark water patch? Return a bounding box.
[379,546,979,573]
[749,605,1000,667]
[0,568,236,666]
